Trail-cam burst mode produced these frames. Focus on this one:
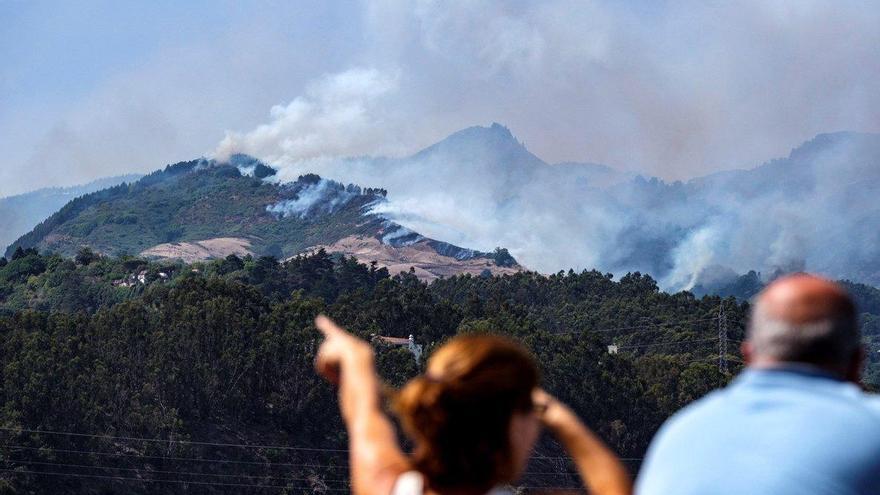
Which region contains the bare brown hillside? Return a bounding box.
[141,237,254,263]
[306,235,522,282]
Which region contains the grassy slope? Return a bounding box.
[7,162,386,259]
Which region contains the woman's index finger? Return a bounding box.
[315,314,343,336]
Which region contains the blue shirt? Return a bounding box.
[636,366,880,495]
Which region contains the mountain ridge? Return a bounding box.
[5,157,521,281]
[6,123,880,288]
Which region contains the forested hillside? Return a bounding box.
[0,247,745,493]
[0,249,877,493]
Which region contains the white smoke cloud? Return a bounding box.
[218,69,880,289]
[215,68,407,165]
[216,78,626,278]
[363,0,880,179]
[266,179,357,219]
[7,1,880,197]
[661,226,721,291]
[408,0,611,78]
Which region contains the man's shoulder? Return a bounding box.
[636,391,733,493]
[653,389,730,440]
[660,377,880,439]
[674,388,730,421]
[638,377,880,495]
[855,392,880,422]
[817,380,880,427]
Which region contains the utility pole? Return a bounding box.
[718,303,728,374]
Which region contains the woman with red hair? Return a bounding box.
[314,315,632,495]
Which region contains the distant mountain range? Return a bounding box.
[6,123,879,289]
[665,131,880,289]
[0,175,141,254]
[273,123,879,289]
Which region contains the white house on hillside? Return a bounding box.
[371,334,423,361]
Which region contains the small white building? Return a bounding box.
[371,334,423,361]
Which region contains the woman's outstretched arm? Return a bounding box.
[315,315,409,495]
[534,389,633,495]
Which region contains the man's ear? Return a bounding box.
[741,341,753,365]
[845,346,865,385]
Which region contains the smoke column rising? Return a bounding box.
[216,66,880,289]
[203,2,880,289]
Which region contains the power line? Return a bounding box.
[588,305,747,365]
[682,357,740,366]
[529,454,643,461]
[2,442,638,469]
[0,458,604,491]
[0,444,349,469]
[594,316,718,333]
[0,427,348,452]
[0,452,613,489]
[615,337,718,350]
[518,489,583,493]
[557,316,718,336]
[2,444,609,476]
[1,454,609,480]
[1,458,350,484]
[0,468,584,493]
[0,468,349,490]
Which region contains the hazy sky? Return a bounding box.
[2,0,879,197]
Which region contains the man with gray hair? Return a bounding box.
[636,274,880,494]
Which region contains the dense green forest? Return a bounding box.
[0,248,877,493]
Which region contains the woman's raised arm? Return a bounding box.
[315,315,409,495]
[534,389,633,495]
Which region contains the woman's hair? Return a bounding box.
[393,334,539,491]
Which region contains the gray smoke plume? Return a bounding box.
[266,178,360,219]
[8,1,879,198]
[221,104,880,290]
[203,2,880,289]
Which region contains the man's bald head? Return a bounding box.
[746,274,860,374]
